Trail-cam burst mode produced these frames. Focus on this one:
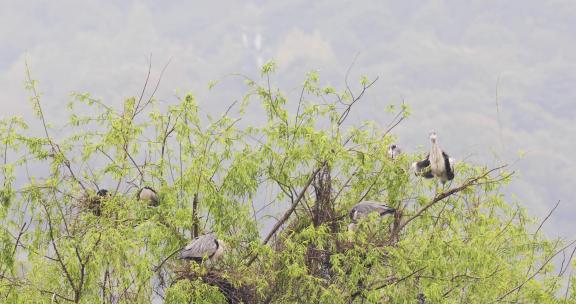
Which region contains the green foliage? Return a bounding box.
[0,62,573,303]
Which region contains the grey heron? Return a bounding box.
[179,233,225,264]
[411,132,455,184]
[137,186,159,206]
[387,144,402,159]
[348,201,396,231]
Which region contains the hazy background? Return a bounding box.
[0,1,574,238]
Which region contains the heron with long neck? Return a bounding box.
[412,132,455,184]
[387,144,402,159]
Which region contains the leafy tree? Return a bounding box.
[0,61,574,303]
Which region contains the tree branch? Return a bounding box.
[535,200,560,235]
[41,201,77,296]
[493,239,576,303]
[400,165,509,231]
[246,164,324,266]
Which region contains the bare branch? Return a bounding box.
[246,164,324,266]
[337,76,379,126]
[344,52,360,102]
[535,200,560,236]
[135,53,153,115]
[134,57,172,118]
[41,201,77,295]
[400,165,509,231]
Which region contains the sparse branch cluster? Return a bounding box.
[0,62,573,304]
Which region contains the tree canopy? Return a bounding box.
[0,62,573,303]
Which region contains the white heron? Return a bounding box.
[411,132,455,184]
[348,201,396,231]
[179,233,225,264]
[387,144,402,159]
[137,186,159,206]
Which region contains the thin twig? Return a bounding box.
[535,200,560,235]
[135,54,153,114]
[400,165,508,230]
[153,247,184,272]
[493,239,576,302]
[246,164,324,266]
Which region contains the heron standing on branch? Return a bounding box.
[412,132,455,184]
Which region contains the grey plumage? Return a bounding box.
[179,233,225,264]
[411,132,455,184]
[137,186,159,206]
[349,201,396,222]
[348,201,396,232]
[387,144,402,159]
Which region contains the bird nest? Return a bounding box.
[76,193,102,216]
[312,164,337,230]
[305,245,333,281]
[173,265,257,304]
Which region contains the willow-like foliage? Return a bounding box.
[0,62,573,303]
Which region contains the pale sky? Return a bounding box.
[1,0,575,238]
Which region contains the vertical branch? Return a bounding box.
[41,201,77,299]
[192,193,199,238]
[24,62,87,193]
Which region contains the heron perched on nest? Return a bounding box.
[412,131,455,184]
[179,233,225,265]
[348,201,396,232]
[137,186,159,206]
[85,189,110,216]
[387,144,402,159]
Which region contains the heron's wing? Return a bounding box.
[354,201,395,217]
[180,235,217,260]
[422,170,434,179]
[415,154,430,169]
[442,152,455,180]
